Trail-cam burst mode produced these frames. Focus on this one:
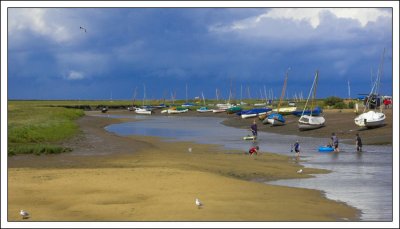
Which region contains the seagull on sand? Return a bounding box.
[20,210,29,219]
[297,169,303,174]
[195,198,202,209]
[79,26,87,33]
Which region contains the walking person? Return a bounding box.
[356,133,362,152]
[331,133,340,152]
[250,120,258,143]
[291,140,301,159]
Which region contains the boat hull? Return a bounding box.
[212,109,226,113]
[354,111,386,128]
[268,118,285,126]
[241,112,267,119]
[272,107,297,115]
[298,115,325,131]
[135,108,152,115]
[167,109,189,114]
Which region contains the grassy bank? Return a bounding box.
[8,102,84,156]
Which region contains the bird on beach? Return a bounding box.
[297,169,303,174]
[20,210,29,219]
[188,147,192,153]
[195,198,202,209]
[79,26,87,33]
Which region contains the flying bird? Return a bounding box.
[297,169,303,174]
[195,198,202,209]
[20,210,29,219]
[79,26,87,33]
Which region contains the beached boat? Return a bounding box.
[182,102,195,107]
[292,107,323,117]
[227,106,242,114]
[197,106,212,113]
[298,70,325,131]
[135,85,152,115]
[196,92,213,113]
[254,103,267,107]
[169,107,189,114]
[266,113,286,126]
[212,109,226,113]
[241,108,271,119]
[216,103,234,110]
[135,108,152,115]
[272,106,297,115]
[354,49,386,128]
[354,110,386,128]
[265,68,290,126]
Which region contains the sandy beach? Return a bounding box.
[7,113,362,222]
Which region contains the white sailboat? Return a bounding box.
[135,84,153,115]
[197,92,212,113]
[354,48,386,128]
[298,70,325,130]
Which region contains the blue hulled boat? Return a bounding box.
[292,106,323,117]
[265,113,285,126]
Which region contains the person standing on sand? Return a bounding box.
[250,120,258,142]
[356,133,362,152]
[331,133,340,152]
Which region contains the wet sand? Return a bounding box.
[7,114,360,222]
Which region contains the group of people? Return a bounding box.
[246,119,363,156]
[328,132,362,153]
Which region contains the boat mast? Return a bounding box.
[301,70,318,117]
[264,85,267,103]
[277,68,290,113]
[132,86,138,107]
[143,84,146,107]
[240,84,243,103]
[347,80,351,100]
[185,84,188,103]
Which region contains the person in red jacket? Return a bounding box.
[248,146,259,156]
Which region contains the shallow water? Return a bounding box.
[104,115,393,221]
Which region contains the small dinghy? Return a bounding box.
[318,146,334,152]
[243,135,256,141]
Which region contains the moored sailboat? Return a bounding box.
[354,48,386,128]
[298,70,325,131]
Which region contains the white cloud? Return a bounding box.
[210,8,391,32]
[8,8,88,44]
[65,70,85,80]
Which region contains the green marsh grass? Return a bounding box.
[8,102,84,156]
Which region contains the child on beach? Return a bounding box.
[291,140,301,158]
[331,133,340,152]
[248,146,259,156]
[356,133,362,152]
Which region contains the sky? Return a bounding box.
[6,5,395,101]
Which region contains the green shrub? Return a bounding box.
[348,101,355,109]
[324,96,343,107]
[333,102,347,109]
